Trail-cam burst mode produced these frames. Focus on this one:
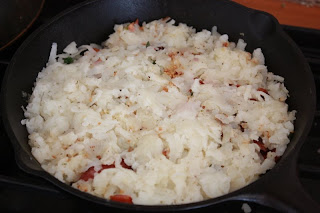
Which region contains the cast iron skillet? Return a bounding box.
[1,0,319,212]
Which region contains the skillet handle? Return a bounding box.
[242,156,320,213]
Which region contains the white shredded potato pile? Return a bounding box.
[22,18,296,205]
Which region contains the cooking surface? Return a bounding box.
[0,0,320,212]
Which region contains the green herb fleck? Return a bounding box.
[124,24,129,30]
[159,66,164,75]
[190,91,194,96]
[63,57,74,64]
[146,41,150,48]
[148,56,156,65]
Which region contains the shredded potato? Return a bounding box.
[22,18,295,205]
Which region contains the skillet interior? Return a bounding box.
[1,0,316,211]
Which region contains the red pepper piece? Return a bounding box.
[99,163,115,172]
[110,195,133,204]
[260,150,268,159]
[93,47,100,52]
[162,149,169,159]
[269,148,276,152]
[80,163,115,181]
[80,159,133,181]
[253,139,268,152]
[79,166,96,181]
[257,88,269,95]
[120,159,132,170]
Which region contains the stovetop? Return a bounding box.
[0,1,320,212]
